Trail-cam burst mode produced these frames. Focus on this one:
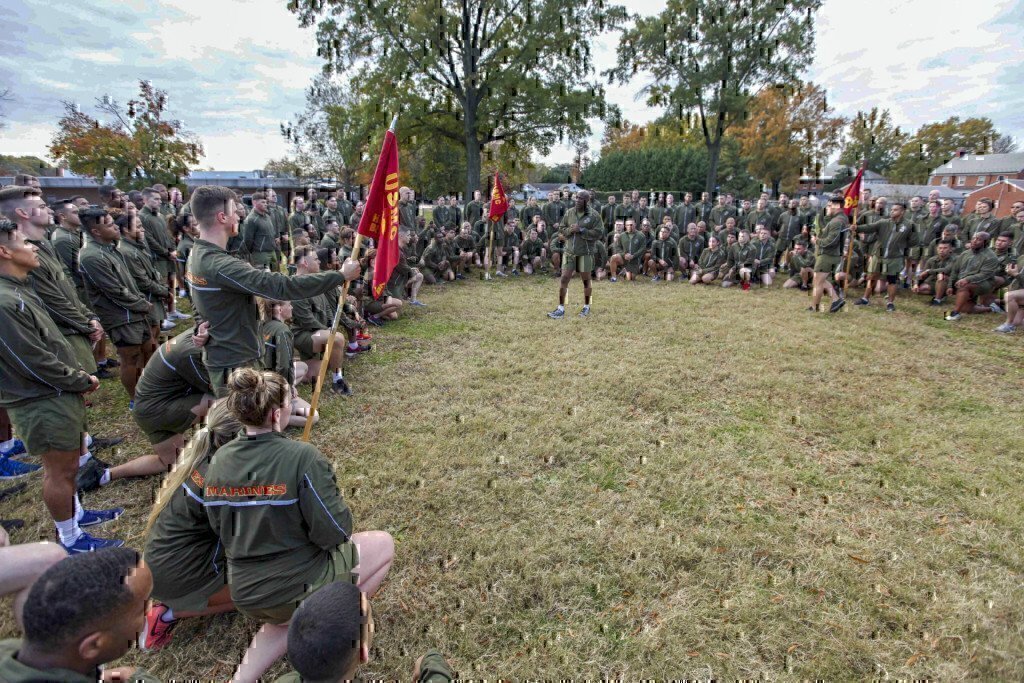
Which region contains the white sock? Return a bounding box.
[55,517,82,546]
[74,494,84,521]
[0,438,17,451]
[85,433,93,448]
[99,469,112,486]
[160,607,176,622]
[556,304,565,312]
[347,342,359,350]
[333,370,344,382]
[78,452,92,467]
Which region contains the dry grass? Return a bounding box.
[2,275,1023,679]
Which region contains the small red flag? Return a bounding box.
[356,127,400,299]
[488,172,508,222]
[842,166,865,218]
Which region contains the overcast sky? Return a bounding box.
[1,0,1021,172]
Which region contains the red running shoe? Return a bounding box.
[139,603,178,651]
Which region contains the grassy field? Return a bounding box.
[2,274,1023,680]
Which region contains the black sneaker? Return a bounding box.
[829,298,846,313]
[89,436,123,452]
[331,377,353,396]
[101,358,120,368]
[854,298,870,306]
[930,298,942,306]
[94,367,116,380]
[76,456,110,493]
[886,302,895,312]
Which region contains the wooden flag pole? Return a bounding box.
[843,160,867,278]
[301,232,363,443]
[485,227,495,280]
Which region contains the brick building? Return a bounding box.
[962,178,1024,218]
[928,151,1024,190]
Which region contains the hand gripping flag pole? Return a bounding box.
[302,115,400,442]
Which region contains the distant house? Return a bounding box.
[835,181,966,212]
[963,178,1024,219]
[0,172,105,205]
[798,162,887,194]
[184,171,358,207]
[928,151,1024,190]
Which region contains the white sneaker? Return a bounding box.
[177,289,187,297]
[989,302,1005,314]
[170,310,192,320]
[994,322,1017,334]
[160,319,176,331]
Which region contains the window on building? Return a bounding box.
[977,176,986,186]
[941,176,950,186]
[998,175,1006,181]
[956,176,965,186]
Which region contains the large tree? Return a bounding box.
[607,0,822,197]
[837,107,906,175]
[733,82,845,195]
[290,0,626,199]
[0,88,10,131]
[49,81,202,188]
[889,116,1015,184]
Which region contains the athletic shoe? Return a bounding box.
[409,299,427,307]
[945,312,962,322]
[140,603,179,651]
[1,519,24,532]
[990,302,1005,314]
[331,377,353,396]
[829,299,846,313]
[930,298,942,306]
[366,315,384,327]
[95,366,116,380]
[806,305,818,312]
[76,456,110,493]
[609,277,617,283]
[455,274,466,280]
[651,276,661,282]
[495,271,508,278]
[356,330,372,341]
[741,281,751,291]
[885,302,895,312]
[855,298,870,306]
[547,308,565,319]
[0,439,26,458]
[346,344,371,355]
[160,319,177,331]
[177,288,188,298]
[63,531,124,554]
[170,310,192,320]
[78,507,124,528]
[579,305,590,318]
[0,457,41,480]
[101,358,120,368]
[511,269,519,276]
[89,436,123,452]
[994,323,1017,333]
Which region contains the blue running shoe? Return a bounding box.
[0,457,40,480]
[0,439,26,458]
[78,507,124,528]
[63,532,125,554]
[409,299,427,307]
[547,307,565,319]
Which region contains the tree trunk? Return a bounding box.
[771,179,780,198]
[704,138,723,198]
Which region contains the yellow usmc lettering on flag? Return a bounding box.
[491,183,504,205]
[844,196,858,211]
[386,172,399,240]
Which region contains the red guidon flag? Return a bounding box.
[356,125,400,299]
[488,172,508,222]
[842,166,865,217]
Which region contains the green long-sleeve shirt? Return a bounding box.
[0,274,94,407]
[952,247,1000,285]
[118,237,169,326]
[292,292,332,334]
[79,236,151,329]
[26,238,95,336]
[0,640,160,683]
[613,231,646,259]
[49,226,85,289]
[242,210,281,256]
[260,319,296,387]
[140,206,174,263]
[186,239,345,370]
[815,214,849,257]
[677,235,705,264]
[650,238,678,264]
[727,242,758,270]
[918,254,955,284]
[861,217,917,259]
[133,329,210,419]
[560,207,604,256]
[697,246,727,274]
[420,239,448,275]
[203,431,353,610]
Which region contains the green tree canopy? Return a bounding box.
[889,116,1015,184]
[837,107,906,175]
[606,0,822,197]
[290,0,627,198]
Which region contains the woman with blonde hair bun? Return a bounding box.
[204,367,394,682]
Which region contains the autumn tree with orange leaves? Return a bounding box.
[733,82,846,196]
[49,80,203,189]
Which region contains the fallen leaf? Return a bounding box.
[787,643,800,654]
[905,652,924,666]
[687,651,700,657]
[848,554,871,564]
[771,595,785,604]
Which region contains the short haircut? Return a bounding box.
[979,198,994,208]
[114,214,135,234]
[22,548,140,649]
[0,185,42,221]
[127,190,144,207]
[190,186,237,225]
[998,231,1014,239]
[251,191,266,202]
[0,217,16,241]
[81,207,110,233]
[287,581,363,681]
[340,227,355,240]
[142,188,161,200]
[293,245,316,263]
[938,239,954,246]
[890,201,906,209]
